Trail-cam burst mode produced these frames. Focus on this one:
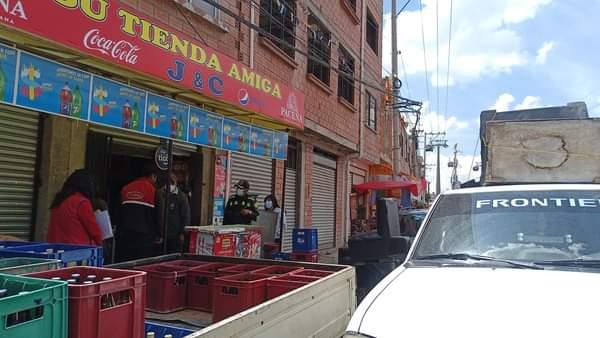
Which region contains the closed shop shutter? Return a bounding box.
[281,167,297,252]
[312,153,337,249]
[230,152,273,210]
[0,110,40,238]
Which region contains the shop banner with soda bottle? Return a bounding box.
[189,107,223,148]
[249,127,274,158]
[16,52,90,119]
[90,76,146,132]
[0,45,17,104]
[222,118,250,153]
[145,94,189,141]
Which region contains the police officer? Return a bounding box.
[223,180,259,225]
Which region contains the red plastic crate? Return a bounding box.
[266,275,320,299]
[218,264,266,276]
[186,263,236,311]
[28,266,146,338]
[290,252,319,263]
[136,264,187,313]
[212,273,271,322]
[292,269,334,278]
[253,265,304,276]
[161,260,210,270]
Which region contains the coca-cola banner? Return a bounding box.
[0,0,304,128]
[90,76,146,132]
[145,93,189,141]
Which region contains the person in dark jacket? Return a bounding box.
[157,173,191,254]
[117,168,159,261]
[47,169,103,246]
[223,180,259,225]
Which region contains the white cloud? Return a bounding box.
[490,93,544,111]
[535,41,556,64]
[420,101,469,133]
[383,0,552,86]
[515,96,543,109]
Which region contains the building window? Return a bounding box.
[307,14,331,85]
[338,46,355,104]
[260,0,297,58]
[366,10,378,54]
[367,92,377,129]
[187,0,219,18]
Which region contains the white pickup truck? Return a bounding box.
[345,184,600,338]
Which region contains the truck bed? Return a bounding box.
[109,254,356,338]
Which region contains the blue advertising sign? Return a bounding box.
[90,77,146,132]
[16,53,90,119]
[0,45,17,104]
[189,107,223,148]
[145,93,189,141]
[249,127,274,157]
[272,131,289,159]
[222,118,250,153]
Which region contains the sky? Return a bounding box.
[382,0,600,192]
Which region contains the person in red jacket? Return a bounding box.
[47,169,103,246]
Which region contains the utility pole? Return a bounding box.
[391,0,402,178]
[425,132,447,195]
[450,143,459,189]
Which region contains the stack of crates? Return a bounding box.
[0,258,61,275]
[291,229,319,263]
[0,243,104,267]
[28,266,147,338]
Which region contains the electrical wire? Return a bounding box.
[467,136,480,180]
[399,52,412,98]
[444,0,453,133]
[175,3,209,46]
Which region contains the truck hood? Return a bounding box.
[352,266,600,338]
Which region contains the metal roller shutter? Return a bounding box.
[281,167,297,252]
[0,110,40,238]
[312,154,337,249]
[230,153,273,209]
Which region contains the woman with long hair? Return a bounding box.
[47,169,103,246]
[263,194,288,242]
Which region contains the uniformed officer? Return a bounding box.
[223,180,259,225]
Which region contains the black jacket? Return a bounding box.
[156,188,191,239]
[223,195,259,225]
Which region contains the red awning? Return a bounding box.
[353,180,421,195]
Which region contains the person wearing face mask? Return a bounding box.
[264,194,288,242]
[156,173,191,254]
[223,180,259,225]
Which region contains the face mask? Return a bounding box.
[236,189,245,197]
[265,200,273,209]
[170,184,177,193]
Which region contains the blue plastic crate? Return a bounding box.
[0,241,39,249]
[272,252,291,261]
[0,244,103,267]
[145,321,194,338]
[292,229,318,252]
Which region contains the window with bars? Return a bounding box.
[366,10,378,54]
[259,0,297,58]
[307,14,331,85]
[338,46,355,104]
[367,91,377,130]
[187,0,219,18]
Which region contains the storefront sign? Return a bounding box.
[145,94,189,141]
[0,45,17,103]
[16,52,91,118]
[0,0,305,129]
[90,76,146,132]
[212,152,228,225]
[189,107,223,148]
[222,118,250,153]
[3,43,288,160]
[250,127,273,157]
[155,145,170,171]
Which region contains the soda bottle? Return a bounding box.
[59,82,72,115]
[146,333,156,338]
[0,63,6,101]
[170,113,177,138]
[131,102,140,130]
[86,275,97,282]
[122,100,132,129]
[71,85,83,118]
[177,114,184,139]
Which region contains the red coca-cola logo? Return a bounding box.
[83,29,140,65]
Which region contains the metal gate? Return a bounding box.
[230,152,273,209]
[0,110,40,238]
[281,167,297,252]
[312,152,337,249]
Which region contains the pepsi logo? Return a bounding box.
[238,89,250,105]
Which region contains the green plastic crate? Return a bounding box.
[0,273,68,338]
[0,258,61,275]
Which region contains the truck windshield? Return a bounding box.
[414,190,600,262]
